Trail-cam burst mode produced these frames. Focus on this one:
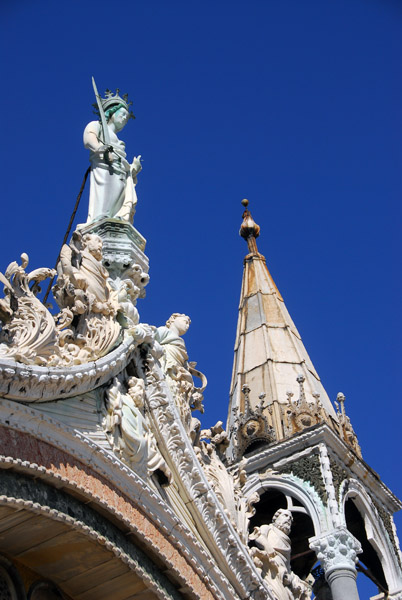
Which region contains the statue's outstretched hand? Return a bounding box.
[131,155,142,176]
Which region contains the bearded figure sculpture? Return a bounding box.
[249,509,311,600]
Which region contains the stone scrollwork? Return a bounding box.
[0,231,151,372]
[0,253,58,365]
[103,374,171,483]
[135,349,269,599]
[198,423,259,544]
[249,509,312,600]
[309,527,362,575]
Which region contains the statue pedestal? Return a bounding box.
[78,218,149,280]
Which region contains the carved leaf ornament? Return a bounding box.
[0,235,142,368]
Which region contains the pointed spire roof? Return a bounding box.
[227,200,339,459]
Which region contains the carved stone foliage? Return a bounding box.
[330,459,349,501]
[372,500,402,569]
[279,452,328,505]
[0,231,150,371]
[135,349,269,600]
[0,254,58,365]
[309,528,362,574]
[249,509,311,600]
[197,424,259,545]
[103,374,171,483]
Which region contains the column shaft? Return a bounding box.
[326,567,360,600]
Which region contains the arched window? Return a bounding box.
[249,488,316,579]
[345,498,388,594]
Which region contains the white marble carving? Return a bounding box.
[84,86,141,224]
[309,527,362,575]
[155,314,207,441]
[108,262,150,333]
[0,230,154,371]
[198,424,259,545]
[0,254,58,365]
[104,375,171,482]
[250,509,312,600]
[53,231,121,364]
[134,349,270,600]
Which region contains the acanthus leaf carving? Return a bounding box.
[309,527,362,575]
[198,423,259,545]
[134,348,272,600]
[0,231,151,371]
[0,254,59,365]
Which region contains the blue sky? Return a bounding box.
[1,1,401,596]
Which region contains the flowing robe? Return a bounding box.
[155,326,190,372]
[83,121,138,223]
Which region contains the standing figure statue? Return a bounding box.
[249,509,311,600]
[83,78,142,224]
[156,313,207,441]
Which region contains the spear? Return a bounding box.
[92,76,113,162]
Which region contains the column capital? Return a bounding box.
[309,527,362,576]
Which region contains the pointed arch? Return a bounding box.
[244,472,328,537]
[340,478,402,596]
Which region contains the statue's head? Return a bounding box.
[272,508,292,535]
[105,105,130,131]
[95,87,135,127]
[166,313,191,336]
[82,234,103,261]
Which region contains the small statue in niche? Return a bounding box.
[84,79,142,224]
[104,375,171,484]
[249,509,311,600]
[155,313,207,441]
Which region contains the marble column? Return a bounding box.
[310,528,362,600]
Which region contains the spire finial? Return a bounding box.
[239,199,261,254]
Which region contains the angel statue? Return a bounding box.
[83,78,142,224]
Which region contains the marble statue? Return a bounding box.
[53,231,121,363]
[84,80,142,224]
[249,509,311,600]
[104,376,171,483]
[155,314,207,440]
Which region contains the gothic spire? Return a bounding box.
[227,201,346,461]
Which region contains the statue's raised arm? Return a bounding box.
[83,79,142,224]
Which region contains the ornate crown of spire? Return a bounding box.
[92,88,135,120]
